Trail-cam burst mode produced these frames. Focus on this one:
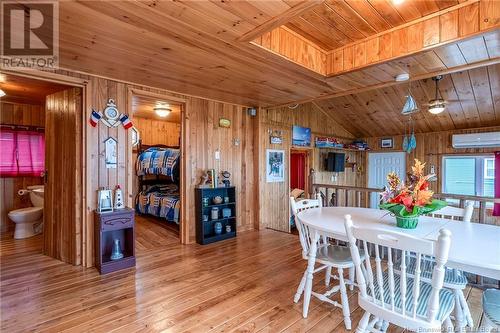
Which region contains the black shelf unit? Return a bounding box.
[195,186,236,245]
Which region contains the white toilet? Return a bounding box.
[8,185,44,239]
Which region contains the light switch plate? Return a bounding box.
[215,150,220,160]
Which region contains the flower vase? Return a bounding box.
[395,215,419,229]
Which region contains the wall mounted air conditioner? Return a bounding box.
[452,132,500,148]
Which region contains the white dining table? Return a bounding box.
[297,207,500,280]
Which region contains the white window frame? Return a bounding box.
[484,158,494,180]
[442,155,494,197]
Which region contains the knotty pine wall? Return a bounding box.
[364,126,500,225]
[133,117,181,147]
[257,103,358,232]
[0,101,45,232]
[15,69,257,267]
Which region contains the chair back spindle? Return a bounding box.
[290,196,322,259]
[344,214,452,330]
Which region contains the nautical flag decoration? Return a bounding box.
[89,98,133,129]
[89,109,102,127]
[119,113,133,130]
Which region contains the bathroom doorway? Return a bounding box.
[0,73,83,262]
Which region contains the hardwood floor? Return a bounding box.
[0,221,489,332]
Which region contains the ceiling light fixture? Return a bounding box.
[395,73,410,82]
[392,0,405,5]
[0,89,5,97]
[428,75,446,114]
[428,103,446,114]
[153,104,171,117]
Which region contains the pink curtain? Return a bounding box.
[494,151,500,216]
[0,129,45,177]
[17,131,45,177]
[0,129,18,177]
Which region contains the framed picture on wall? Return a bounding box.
[266,149,285,183]
[380,138,393,148]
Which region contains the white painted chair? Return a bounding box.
[291,197,358,329]
[344,214,455,332]
[481,289,500,333]
[395,202,474,329]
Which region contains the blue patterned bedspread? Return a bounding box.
[136,148,180,181]
[136,185,180,224]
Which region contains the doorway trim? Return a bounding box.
[127,88,188,244]
[4,69,87,265]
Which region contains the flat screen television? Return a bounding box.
[325,152,345,172]
[292,125,311,147]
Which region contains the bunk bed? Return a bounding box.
[135,141,181,227]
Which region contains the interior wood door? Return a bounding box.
[368,152,406,208]
[44,87,82,264]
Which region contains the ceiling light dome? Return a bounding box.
[428,100,446,114]
[0,89,5,97]
[153,104,171,117]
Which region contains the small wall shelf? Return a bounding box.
[94,208,136,274]
[195,187,237,245]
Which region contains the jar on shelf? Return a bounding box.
[211,207,219,220]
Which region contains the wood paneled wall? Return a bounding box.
[133,117,180,147]
[11,69,257,267]
[0,101,45,232]
[257,103,357,232]
[252,26,327,75]
[364,126,500,224]
[327,0,499,75]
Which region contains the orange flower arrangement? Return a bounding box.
[380,159,446,227]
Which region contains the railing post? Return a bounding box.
[345,189,349,207]
[479,201,486,224]
[308,168,315,199]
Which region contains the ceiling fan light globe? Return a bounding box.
[0,89,5,97]
[428,104,445,114]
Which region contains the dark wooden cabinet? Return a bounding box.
[195,187,236,245]
[94,208,136,274]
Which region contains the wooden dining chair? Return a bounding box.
[290,196,356,288]
[291,198,358,329]
[344,214,455,332]
[481,289,500,333]
[396,202,475,329]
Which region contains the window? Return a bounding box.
[442,156,495,197]
[0,129,45,177]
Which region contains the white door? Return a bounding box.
[368,152,406,208]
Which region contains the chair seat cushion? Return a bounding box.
[483,289,500,325]
[316,244,363,266]
[394,256,467,288]
[367,272,455,322]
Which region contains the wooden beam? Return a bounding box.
[270,57,500,108]
[237,0,324,42]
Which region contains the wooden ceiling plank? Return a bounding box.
[392,0,426,22]
[486,64,500,121]
[411,0,441,17]
[323,0,378,36]
[299,9,353,46]
[413,51,448,72]
[457,36,490,63]
[311,101,356,138]
[237,0,323,42]
[469,66,497,124]
[209,0,273,27]
[343,0,393,32]
[367,0,406,26]
[450,70,483,128]
[67,2,332,102]
[313,3,366,41]
[285,20,338,50]
[483,30,500,58]
[434,43,468,67]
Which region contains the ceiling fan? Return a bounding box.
[421,75,469,114]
